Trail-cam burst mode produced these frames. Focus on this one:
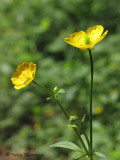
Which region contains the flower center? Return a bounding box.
[85,37,90,44]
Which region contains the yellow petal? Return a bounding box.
[14,84,27,89]
[29,62,36,71]
[93,30,108,44]
[17,62,29,72]
[64,25,108,50]
[64,31,87,49]
[86,25,104,43]
[11,62,36,89]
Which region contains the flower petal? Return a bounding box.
[29,62,36,71]
[93,30,108,44]
[14,84,27,89]
[86,25,104,43]
[11,62,36,89]
[17,62,29,72]
[64,31,87,48]
[64,25,108,50]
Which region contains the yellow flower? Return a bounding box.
[64,25,108,50]
[94,106,103,115]
[11,62,36,89]
[44,109,54,118]
[33,123,41,130]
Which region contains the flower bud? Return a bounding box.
[69,116,78,124]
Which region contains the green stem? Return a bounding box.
[55,99,69,119]
[32,80,69,119]
[88,49,93,159]
[32,80,89,155]
[73,128,88,154]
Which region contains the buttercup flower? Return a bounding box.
[11,62,36,89]
[64,25,108,50]
[93,106,103,115]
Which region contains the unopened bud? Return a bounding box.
[69,116,78,124]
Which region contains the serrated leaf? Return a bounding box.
[50,141,82,151]
[71,151,86,160]
[94,152,107,159]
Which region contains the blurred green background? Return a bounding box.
[0,0,120,159]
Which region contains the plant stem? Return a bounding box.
[55,99,69,119]
[88,49,93,160]
[32,80,89,155]
[32,80,69,119]
[73,128,88,154]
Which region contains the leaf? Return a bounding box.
[70,151,86,160]
[67,124,78,128]
[94,152,107,159]
[58,89,65,94]
[81,114,86,123]
[53,86,58,93]
[81,135,89,150]
[46,97,52,101]
[50,141,82,151]
[52,87,65,98]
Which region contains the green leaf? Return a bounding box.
[46,97,52,101]
[53,86,58,93]
[50,141,82,151]
[81,114,86,123]
[70,151,86,160]
[67,124,78,128]
[58,89,65,94]
[52,87,65,98]
[81,135,88,150]
[94,152,107,159]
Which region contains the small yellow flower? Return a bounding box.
[11,62,36,89]
[33,123,41,130]
[64,25,108,50]
[94,106,103,115]
[110,88,117,93]
[44,109,54,118]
